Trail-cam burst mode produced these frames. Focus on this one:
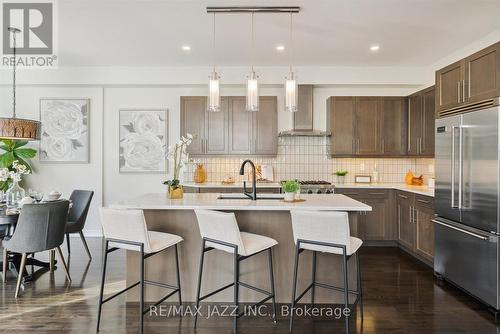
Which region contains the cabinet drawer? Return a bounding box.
[414,194,434,210]
[337,188,389,199]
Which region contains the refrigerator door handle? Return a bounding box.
[432,219,489,240]
[458,126,463,209]
[451,126,458,208]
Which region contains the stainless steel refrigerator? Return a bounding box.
[434,104,500,311]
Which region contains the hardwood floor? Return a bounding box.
[1,238,499,333]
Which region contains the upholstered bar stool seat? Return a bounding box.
[194,209,278,333]
[289,210,364,334]
[97,208,183,334]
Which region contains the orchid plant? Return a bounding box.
[0,160,31,185]
[163,133,194,189]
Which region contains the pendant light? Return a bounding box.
[208,12,221,112]
[0,28,41,140]
[285,12,298,113]
[246,12,259,112]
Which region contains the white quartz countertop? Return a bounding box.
[184,182,434,197]
[334,183,434,197]
[112,193,372,212]
[183,182,282,188]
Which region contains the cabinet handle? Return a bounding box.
[398,194,409,199]
[457,81,461,103]
[381,139,385,153]
[462,79,466,102]
[414,208,418,224]
[410,205,413,223]
[368,192,385,195]
[344,193,359,196]
[417,199,430,204]
[419,137,422,154]
[357,139,360,153]
[407,101,411,151]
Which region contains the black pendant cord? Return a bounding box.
[12,31,16,119]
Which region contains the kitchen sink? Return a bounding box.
[217,193,285,200]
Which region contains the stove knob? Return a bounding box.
[326,189,331,194]
[307,190,313,194]
[317,190,322,194]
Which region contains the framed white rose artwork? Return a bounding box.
[119,109,168,173]
[39,98,90,163]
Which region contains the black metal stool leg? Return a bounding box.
[311,251,317,306]
[357,252,364,322]
[289,243,300,333]
[342,252,349,334]
[233,248,239,334]
[140,245,145,334]
[268,248,277,323]
[66,233,71,254]
[96,240,109,332]
[194,240,206,328]
[175,244,182,307]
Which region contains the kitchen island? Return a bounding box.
[112,193,371,303]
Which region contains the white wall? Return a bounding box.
[0,86,103,236]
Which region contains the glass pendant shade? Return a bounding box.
[285,71,298,112]
[246,71,259,112]
[208,71,220,112]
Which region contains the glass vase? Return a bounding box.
[6,180,25,208]
[194,164,207,184]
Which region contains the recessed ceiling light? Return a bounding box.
[276,45,285,51]
[182,45,191,51]
[370,45,380,52]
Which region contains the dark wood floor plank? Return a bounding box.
[1,238,499,333]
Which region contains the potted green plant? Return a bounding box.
[0,139,37,206]
[333,171,348,185]
[281,180,300,202]
[163,133,194,199]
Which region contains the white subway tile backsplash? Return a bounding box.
[184,137,435,184]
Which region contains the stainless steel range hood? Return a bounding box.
[278,85,331,137]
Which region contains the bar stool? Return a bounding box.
[97,208,183,334]
[194,209,278,333]
[289,210,363,333]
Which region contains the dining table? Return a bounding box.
[0,206,57,283]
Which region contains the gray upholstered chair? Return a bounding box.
[2,200,71,298]
[65,190,94,259]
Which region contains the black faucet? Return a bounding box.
[239,159,257,200]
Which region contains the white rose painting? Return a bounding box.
[119,109,168,173]
[40,99,90,163]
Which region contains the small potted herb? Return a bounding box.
[281,180,300,202]
[333,171,348,185]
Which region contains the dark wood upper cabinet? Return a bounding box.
[436,60,463,112]
[381,97,407,155]
[421,87,435,155]
[329,96,408,157]
[465,43,500,103]
[328,97,355,155]
[181,96,206,155]
[355,97,381,155]
[253,96,278,155]
[228,96,253,155]
[182,96,278,157]
[205,97,228,154]
[436,42,500,115]
[407,86,435,157]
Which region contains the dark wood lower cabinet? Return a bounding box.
[339,188,434,265]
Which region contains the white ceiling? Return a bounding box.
[58,0,500,67]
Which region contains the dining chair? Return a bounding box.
[2,200,72,298]
[65,190,94,259]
